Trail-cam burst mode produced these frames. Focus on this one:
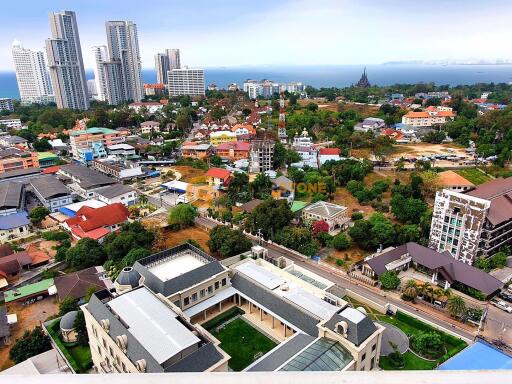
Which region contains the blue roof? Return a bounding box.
[0,211,29,229]
[438,340,512,370]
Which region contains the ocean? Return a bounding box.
[2,64,512,99]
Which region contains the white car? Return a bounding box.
[492,299,512,313]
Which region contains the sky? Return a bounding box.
[0,0,511,71]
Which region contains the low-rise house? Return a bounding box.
[318,148,342,166]
[0,211,30,242]
[181,143,212,160]
[140,121,160,135]
[0,119,23,130]
[95,184,138,206]
[128,101,164,114]
[0,135,28,149]
[107,143,136,157]
[30,176,73,213]
[54,266,113,303]
[214,141,251,161]
[355,242,503,297]
[63,203,129,242]
[37,152,59,168]
[0,181,24,216]
[302,202,349,233]
[401,108,456,127]
[0,146,39,174]
[231,123,256,137]
[437,170,475,192]
[4,277,55,303]
[354,118,385,133]
[58,164,117,199]
[293,146,319,169]
[210,130,237,146]
[0,250,35,285]
[205,168,232,188]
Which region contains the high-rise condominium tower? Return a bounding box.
[92,46,108,101]
[11,40,53,104]
[45,10,89,110]
[166,48,181,70]
[154,49,181,85]
[105,21,143,103]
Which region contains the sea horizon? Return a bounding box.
[2,64,512,100]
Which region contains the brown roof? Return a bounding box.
[54,267,108,300]
[438,171,474,187]
[466,177,512,225]
[0,244,13,257]
[0,251,32,268]
[365,242,503,296]
[239,199,263,213]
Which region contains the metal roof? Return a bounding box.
[59,164,116,189]
[59,310,78,331]
[283,290,339,320]
[95,184,135,199]
[30,176,70,200]
[303,201,347,218]
[235,262,286,290]
[0,181,23,209]
[107,287,200,364]
[0,211,29,230]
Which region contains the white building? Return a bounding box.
[302,201,350,233]
[107,143,136,157]
[243,80,260,99]
[95,184,138,206]
[11,40,53,105]
[46,11,89,110]
[0,98,14,112]
[91,45,108,101]
[0,119,23,130]
[168,68,205,96]
[140,121,160,135]
[292,128,318,168]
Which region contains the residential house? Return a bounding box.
[95,184,138,206]
[318,148,343,166]
[437,171,475,192]
[63,203,130,242]
[0,119,23,130]
[37,152,59,168]
[107,143,137,158]
[140,121,160,135]
[0,211,30,242]
[0,182,24,216]
[128,101,164,114]
[271,176,294,204]
[58,164,117,199]
[181,143,212,160]
[354,118,385,133]
[92,159,144,180]
[54,266,113,302]
[0,135,28,149]
[205,168,232,188]
[214,141,251,161]
[231,123,256,137]
[209,130,237,146]
[30,176,73,213]
[302,202,349,233]
[401,108,456,127]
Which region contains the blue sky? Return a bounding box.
[0,0,510,70]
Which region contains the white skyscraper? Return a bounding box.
[92,46,108,101]
[46,10,89,110]
[105,21,143,102]
[11,40,53,104]
[167,67,205,96]
[166,48,181,70]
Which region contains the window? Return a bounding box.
[456,219,462,227]
[191,293,198,302]
[453,239,458,246]
[371,344,376,352]
[214,281,219,290]
[361,353,366,362]
[444,216,450,223]
[184,297,190,306]
[200,289,205,298]
[370,357,375,370]
[455,229,460,236]
[208,285,213,294]
[450,218,456,225]
[453,207,460,214]
[109,346,114,357]
[221,278,227,286]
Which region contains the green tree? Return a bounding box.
[447,295,466,318]
[121,248,152,267]
[73,310,89,346]
[330,233,351,250]
[244,199,294,239]
[397,224,421,244]
[391,195,428,224]
[58,296,78,316]
[9,326,51,364]
[249,173,272,199]
[276,226,319,256]
[29,206,50,225]
[410,332,443,357]
[103,222,154,262]
[66,238,107,270]
[167,204,197,229]
[207,226,252,257]
[379,271,401,290]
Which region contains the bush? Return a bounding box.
[351,212,364,221]
[9,326,51,364]
[410,332,444,359]
[41,230,70,242]
[330,233,351,250]
[336,259,346,267]
[379,271,400,290]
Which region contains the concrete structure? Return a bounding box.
[30,175,72,212]
[60,310,78,342]
[437,170,475,192]
[0,135,28,148]
[144,83,166,97]
[168,68,205,96]
[302,201,349,233]
[0,119,23,130]
[104,21,144,103]
[0,98,14,112]
[0,349,71,375]
[11,41,53,105]
[215,141,250,161]
[318,148,343,166]
[0,147,39,174]
[0,211,30,242]
[249,140,275,174]
[429,177,512,263]
[58,164,117,199]
[0,182,24,216]
[292,129,318,168]
[154,53,170,85]
[46,11,89,110]
[70,127,126,163]
[95,184,138,206]
[401,108,455,127]
[107,143,136,157]
[181,143,212,159]
[83,286,228,373]
[92,159,144,180]
[140,121,160,135]
[92,45,108,102]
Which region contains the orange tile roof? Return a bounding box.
[319,148,341,155]
[405,111,429,118]
[437,111,455,117]
[205,168,231,179]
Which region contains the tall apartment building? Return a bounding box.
[167,68,205,97]
[92,46,108,101]
[69,127,126,163]
[167,48,181,70]
[46,10,89,110]
[11,41,53,105]
[0,99,14,112]
[104,21,143,103]
[249,140,275,173]
[429,177,512,264]
[154,49,180,85]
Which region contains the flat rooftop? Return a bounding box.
[148,253,208,282]
[107,287,200,364]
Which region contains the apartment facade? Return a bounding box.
[11,41,53,105]
[429,177,512,264]
[168,68,205,96]
[70,127,126,162]
[0,98,14,112]
[0,147,39,174]
[46,11,89,110]
[401,109,455,127]
[92,46,108,102]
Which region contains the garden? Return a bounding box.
[203,308,277,371]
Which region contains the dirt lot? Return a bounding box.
[161,226,211,254]
[0,297,59,370]
[171,166,207,183]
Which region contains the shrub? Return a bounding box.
[330,233,351,250]
[410,332,444,359]
[379,271,400,290]
[351,212,364,221]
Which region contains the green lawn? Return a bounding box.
[455,168,491,185]
[68,345,92,371]
[211,318,277,371]
[379,351,437,370]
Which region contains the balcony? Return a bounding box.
[100,360,113,373]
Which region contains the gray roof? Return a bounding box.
[133,243,225,297]
[324,307,377,346]
[365,242,503,296]
[0,182,23,209]
[231,273,320,336]
[248,333,316,371]
[303,201,347,217]
[0,167,41,181]
[95,184,135,199]
[30,176,70,200]
[115,267,141,288]
[59,310,78,331]
[164,343,223,372]
[60,164,116,189]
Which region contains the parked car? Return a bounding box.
[499,291,512,303]
[491,299,512,313]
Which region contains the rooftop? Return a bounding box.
[0,211,29,229]
[30,176,70,200]
[59,164,117,189]
[70,127,119,136]
[303,201,347,217]
[438,339,512,370]
[0,181,23,209]
[4,278,54,303]
[95,184,136,199]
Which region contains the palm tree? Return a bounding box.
[405,279,417,289]
[138,194,149,207]
[447,295,466,318]
[421,282,435,303]
[403,285,418,302]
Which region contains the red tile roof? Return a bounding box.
[319,148,341,155]
[42,166,61,174]
[205,168,231,180]
[215,142,251,151]
[65,203,129,233]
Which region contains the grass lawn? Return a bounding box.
[455,168,491,185]
[379,351,437,370]
[68,345,92,371]
[211,318,277,371]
